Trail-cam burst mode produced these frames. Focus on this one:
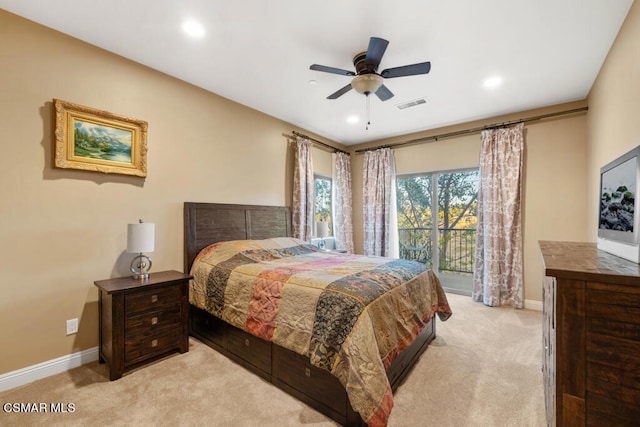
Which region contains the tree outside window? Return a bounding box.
[396,170,478,273]
[315,175,332,236]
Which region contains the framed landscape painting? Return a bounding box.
[54,99,148,177]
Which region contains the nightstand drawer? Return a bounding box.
[125,305,181,336]
[125,328,182,365]
[125,285,181,316]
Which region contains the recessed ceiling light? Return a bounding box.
[347,115,359,124]
[182,20,205,38]
[308,80,318,85]
[483,76,503,89]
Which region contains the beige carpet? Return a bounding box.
[0,293,545,426]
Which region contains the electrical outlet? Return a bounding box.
[66,318,78,335]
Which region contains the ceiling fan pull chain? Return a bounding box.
[366,94,371,130]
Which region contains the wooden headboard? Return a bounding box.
[183,202,292,273]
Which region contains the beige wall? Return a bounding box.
[3,0,636,376]
[0,11,343,375]
[587,0,640,236]
[350,101,590,305]
[312,146,334,177]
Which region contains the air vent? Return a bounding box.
[396,98,428,110]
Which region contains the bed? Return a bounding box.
[184,202,451,426]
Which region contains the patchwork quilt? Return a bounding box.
[190,237,452,426]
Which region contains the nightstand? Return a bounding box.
[323,249,348,253]
[94,270,192,380]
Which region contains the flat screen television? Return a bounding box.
[597,145,640,263]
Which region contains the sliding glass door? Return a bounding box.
[396,169,478,294]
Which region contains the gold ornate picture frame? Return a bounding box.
[54,99,148,177]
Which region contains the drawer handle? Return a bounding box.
[244,339,250,347]
[151,295,158,303]
[151,317,158,325]
[151,339,158,348]
[305,368,311,378]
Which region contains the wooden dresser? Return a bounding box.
[94,270,191,380]
[539,241,640,426]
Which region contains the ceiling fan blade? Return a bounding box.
[310,64,355,76]
[375,84,394,101]
[364,37,389,70]
[381,61,431,78]
[327,83,353,99]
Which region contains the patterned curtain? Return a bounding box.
[362,148,396,257]
[332,152,354,253]
[472,123,524,308]
[292,137,314,241]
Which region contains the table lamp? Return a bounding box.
[127,220,155,280]
[316,220,329,239]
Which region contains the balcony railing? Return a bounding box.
[398,227,476,274]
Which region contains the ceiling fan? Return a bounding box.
[310,37,431,102]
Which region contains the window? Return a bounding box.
[396,169,478,294]
[314,175,332,236]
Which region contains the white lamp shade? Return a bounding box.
[127,223,155,253]
[316,220,329,238]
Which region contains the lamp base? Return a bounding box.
[130,254,152,281]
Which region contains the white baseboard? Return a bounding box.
[0,346,98,392]
[524,299,543,311]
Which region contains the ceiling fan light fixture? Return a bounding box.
[351,74,383,95]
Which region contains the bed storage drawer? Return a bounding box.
[226,326,272,375]
[273,345,347,419]
[190,306,225,350]
[190,306,272,376]
[387,317,436,391]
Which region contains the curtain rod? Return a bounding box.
[290,131,350,155]
[354,106,589,154]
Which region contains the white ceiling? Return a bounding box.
[1,0,633,146]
